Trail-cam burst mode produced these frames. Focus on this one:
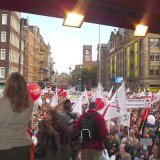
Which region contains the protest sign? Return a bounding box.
[126,98,150,108]
[140,138,152,146]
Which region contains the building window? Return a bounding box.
[2,14,7,25]
[0,67,5,78]
[155,69,159,75]
[150,38,160,47]
[150,69,154,75]
[0,49,6,60]
[150,54,154,61]
[155,54,160,61]
[1,31,7,42]
[10,16,20,34]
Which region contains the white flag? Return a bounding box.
[126,87,131,93]
[81,88,89,105]
[120,112,130,127]
[72,95,82,115]
[55,86,58,100]
[50,94,58,108]
[157,90,160,100]
[138,87,141,93]
[104,82,127,120]
[106,86,113,100]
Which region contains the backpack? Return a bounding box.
[80,112,98,142]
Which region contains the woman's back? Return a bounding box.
[35,120,61,160]
[36,132,60,160]
[0,96,33,150]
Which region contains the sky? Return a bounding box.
[22,13,117,74]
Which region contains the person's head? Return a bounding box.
[48,109,60,123]
[89,102,97,110]
[151,145,158,158]
[129,129,135,138]
[113,125,120,134]
[29,123,35,130]
[121,153,131,160]
[43,111,48,119]
[63,99,72,112]
[119,144,126,154]
[132,139,139,147]
[133,125,139,133]
[122,127,128,137]
[136,120,141,128]
[131,113,137,123]
[38,119,53,135]
[3,72,31,113]
[48,109,68,144]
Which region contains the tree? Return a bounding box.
[81,65,97,90]
[68,65,97,91]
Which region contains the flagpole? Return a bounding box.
[127,126,130,145]
[98,24,101,84]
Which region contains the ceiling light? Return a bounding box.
[63,12,84,28]
[134,24,148,37]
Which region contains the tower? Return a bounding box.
[83,45,92,66]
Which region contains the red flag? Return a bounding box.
[58,86,67,97]
[58,86,64,94]
[139,107,150,135]
[61,91,67,97]
[142,107,150,121]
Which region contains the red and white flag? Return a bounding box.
[104,82,127,120]
[91,83,105,111]
[72,89,89,115]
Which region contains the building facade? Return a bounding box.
[101,28,160,92]
[0,11,54,88]
[22,18,53,83]
[0,10,22,88]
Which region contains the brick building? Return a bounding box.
[0,10,22,88]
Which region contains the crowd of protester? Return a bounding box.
[26,86,160,160]
[0,72,160,160]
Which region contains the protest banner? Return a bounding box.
[126,98,150,108]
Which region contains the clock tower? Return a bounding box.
[83,45,92,66]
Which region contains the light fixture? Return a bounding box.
[134,24,148,37]
[63,12,84,28]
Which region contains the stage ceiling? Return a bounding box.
[0,0,160,33]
